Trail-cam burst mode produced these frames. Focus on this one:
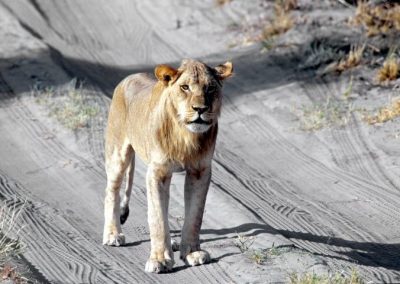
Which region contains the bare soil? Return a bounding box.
[0,0,399,283]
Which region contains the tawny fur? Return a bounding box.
[103,59,233,273]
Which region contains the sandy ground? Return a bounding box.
[1,0,400,283]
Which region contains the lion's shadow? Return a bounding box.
[172,222,400,271]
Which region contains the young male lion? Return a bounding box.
[103,59,233,273]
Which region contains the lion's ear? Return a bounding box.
[214,61,233,80]
[155,64,178,85]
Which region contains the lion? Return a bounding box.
[102,59,233,273]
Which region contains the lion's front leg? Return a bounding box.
[145,163,174,273]
[180,165,212,266]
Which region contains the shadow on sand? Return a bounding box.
[193,223,400,271]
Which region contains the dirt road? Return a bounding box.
[1,1,400,283]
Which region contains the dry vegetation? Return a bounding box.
[376,55,399,83]
[365,99,400,124]
[250,249,266,265]
[353,2,400,37]
[262,0,296,40]
[298,97,355,131]
[289,269,363,284]
[0,204,26,283]
[334,45,365,73]
[0,205,24,266]
[34,81,99,130]
[233,233,255,253]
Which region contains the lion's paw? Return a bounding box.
[145,258,174,273]
[103,233,125,246]
[183,250,210,266]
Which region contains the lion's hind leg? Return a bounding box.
[103,141,133,246]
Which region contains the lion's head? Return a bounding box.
[155,59,233,133]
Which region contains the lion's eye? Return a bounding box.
[207,85,217,93]
[180,85,189,91]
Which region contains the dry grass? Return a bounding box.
[34,81,99,130]
[376,55,399,83]
[0,203,26,283]
[365,99,400,124]
[262,1,294,40]
[0,204,24,266]
[289,269,364,284]
[353,2,400,37]
[299,97,355,131]
[233,233,255,253]
[335,45,365,72]
[250,249,266,265]
[50,90,98,129]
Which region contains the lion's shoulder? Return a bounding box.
[119,73,155,102]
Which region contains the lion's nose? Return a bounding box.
[192,105,209,114]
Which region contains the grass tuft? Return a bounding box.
[49,89,98,129]
[365,99,400,124]
[262,1,294,40]
[0,204,24,266]
[289,269,364,284]
[34,80,99,130]
[376,55,399,83]
[233,233,255,253]
[250,249,266,265]
[335,45,365,73]
[299,97,355,131]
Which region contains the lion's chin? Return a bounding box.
[185,123,212,133]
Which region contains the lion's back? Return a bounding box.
[120,73,155,104]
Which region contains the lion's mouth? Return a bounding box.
[188,117,212,125]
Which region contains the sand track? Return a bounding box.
[1,0,400,283]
